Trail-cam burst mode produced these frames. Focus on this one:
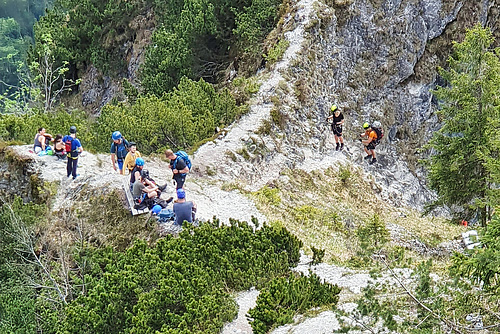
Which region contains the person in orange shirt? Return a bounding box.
[360,122,378,164]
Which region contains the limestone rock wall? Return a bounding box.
[0,148,39,203]
[193,0,500,211]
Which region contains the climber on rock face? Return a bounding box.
[327,105,344,151]
[360,122,377,165]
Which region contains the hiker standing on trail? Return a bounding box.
[327,105,344,151]
[122,142,141,174]
[110,131,129,174]
[360,122,378,165]
[165,149,191,189]
[173,188,196,226]
[63,126,83,180]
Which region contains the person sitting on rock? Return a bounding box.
[130,157,145,191]
[122,142,141,175]
[133,170,172,209]
[173,188,196,226]
[33,127,53,153]
[53,134,66,159]
[133,170,160,201]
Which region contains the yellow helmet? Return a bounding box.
[331,105,338,112]
[363,122,370,129]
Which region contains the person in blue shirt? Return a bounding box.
[173,189,196,226]
[63,126,83,180]
[110,131,129,174]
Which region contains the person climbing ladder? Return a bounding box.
[327,105,344,151]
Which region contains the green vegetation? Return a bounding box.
[264,39,290,65]
[94,78,240,153]
[0,197,47,332]
[451,214,500,293]
[0,77,241,153]
[248,273,340,333]
[0,0,52,104]
[426,24,500,225]
[0,199,349,334]
[0,0,52,101]
[0,109,95,149]
[0,18,31,97]
[356,214,390,257]
[32,0,283,96]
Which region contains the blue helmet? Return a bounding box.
[152,205,162,215]
[135,157,144,166]
[112,131,122,140]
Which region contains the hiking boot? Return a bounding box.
[370,158,377,165]
[134,202,148,210]
[335,143,340,151]
[364,155,372,160]
[340,143,344,150]
[158,184,168,192]
[166,197,174,204]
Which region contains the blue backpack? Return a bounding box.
[174,151,192,172]
[158,208,175,223]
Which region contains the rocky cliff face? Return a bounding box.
[78,9,155,113]
[194,0,500,211]
[0,147,45,203]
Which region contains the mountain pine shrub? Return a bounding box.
[55,219,302,333]
[248,272,341,333]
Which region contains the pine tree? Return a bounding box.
[426,24,500,225]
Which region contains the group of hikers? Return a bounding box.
[327,104,383,165]
[34,127,196,227]
[33,106,380,226]
[34,126,83,179]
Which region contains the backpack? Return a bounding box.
[174,151,192,171]
[372,127,384,145]
[158,208,175,223]
[64,136,73,153]
[114,138,129,159]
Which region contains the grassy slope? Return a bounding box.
[247,163,465,266]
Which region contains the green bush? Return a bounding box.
[0,197,48,333]
[55,219,302,333]
[94,77,239,153]
[33,0,147,75]
[248,272,341,333]
[0,77,239,154]
[356,214,390,257]
[264,39,290,64]
[34,0,283,96]
[0,109,95,151]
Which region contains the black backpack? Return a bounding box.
[372,127,384,145]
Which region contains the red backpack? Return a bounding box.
[65,136,73,153]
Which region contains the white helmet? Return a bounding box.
[372,121,382,128]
